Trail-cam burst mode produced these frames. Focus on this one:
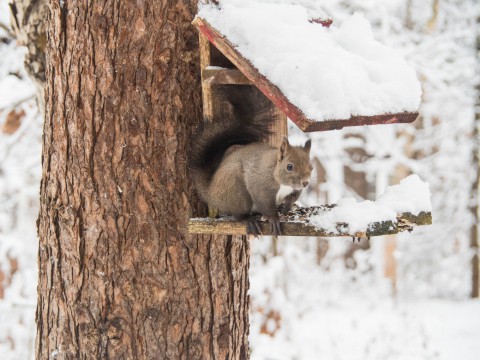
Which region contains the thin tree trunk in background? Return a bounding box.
[426,0,439,32]
[9,0,47,113]
[404,0,414,30]
[342,135,371,269]
[472,136,479,298]
[36,1,250,358]
[471,15,480,298]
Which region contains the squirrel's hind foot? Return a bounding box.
[269,218,282,236]
[236,215,262,236]
[247,218,262,236]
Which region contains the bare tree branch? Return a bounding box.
[0,21,14,37]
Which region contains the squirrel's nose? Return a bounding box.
[302,180,309,187]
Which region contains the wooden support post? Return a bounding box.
[200,34,214,121]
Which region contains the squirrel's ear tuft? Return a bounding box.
[304,139,311,154]
[279,136,290,161]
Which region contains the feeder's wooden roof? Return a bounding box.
[193,16,419,132]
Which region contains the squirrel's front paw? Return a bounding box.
[279,203,292,216]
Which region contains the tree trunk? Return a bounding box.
[36,1,250,359]
[472,13,480,298]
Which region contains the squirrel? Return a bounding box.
[189,90,312,236]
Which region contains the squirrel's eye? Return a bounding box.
[287,163,294,171]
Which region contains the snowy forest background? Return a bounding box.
[1,0,479,359]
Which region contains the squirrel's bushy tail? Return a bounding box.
[189,87,275,202]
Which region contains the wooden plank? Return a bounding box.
[199,33,214,121]
[192,17,419,132]
[202,67,252,85]
[268,102,288,147]
[188,208,432,237]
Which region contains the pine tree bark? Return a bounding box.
[36,1,250,359]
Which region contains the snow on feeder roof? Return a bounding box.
[194,1,421,132]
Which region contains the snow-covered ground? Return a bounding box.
[1,0,479,359]
[250,236,480,360]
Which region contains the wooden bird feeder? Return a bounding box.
[188,9,430,237]
[193,16,419,132]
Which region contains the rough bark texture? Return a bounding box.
[9,0,48,112]
[36,1,250,359]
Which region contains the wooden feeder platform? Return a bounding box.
[189,205,432,237]
[193,17,419,132]
[190,12,427,238]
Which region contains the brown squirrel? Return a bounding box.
[189,91,312,235]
